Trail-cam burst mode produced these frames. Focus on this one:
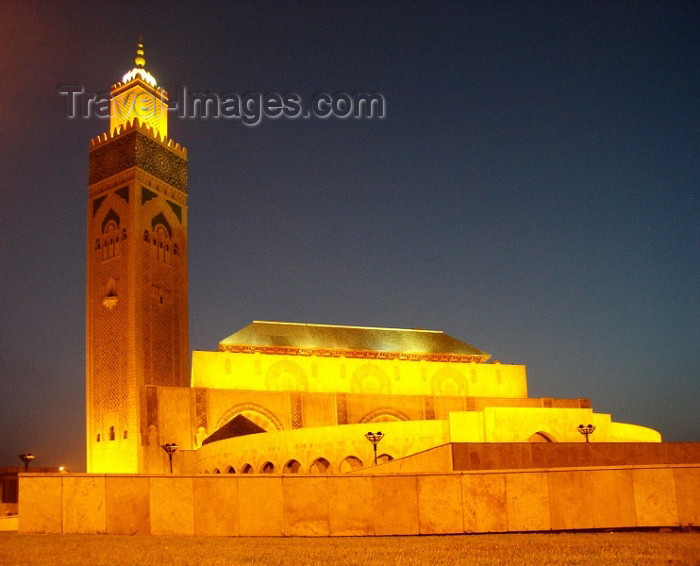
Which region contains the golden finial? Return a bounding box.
[135,35,145,68]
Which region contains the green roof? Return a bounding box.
[219,321,489,359]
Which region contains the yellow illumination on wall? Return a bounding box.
[191,350,529,398]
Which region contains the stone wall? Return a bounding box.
[0,516,18,532]
[451,442,700,471]
[19,465,699,536]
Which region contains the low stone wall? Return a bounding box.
[452,442,700,471]
[19,465,699,536]
[0,516,18,532]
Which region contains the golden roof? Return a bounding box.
[218,320,489,361]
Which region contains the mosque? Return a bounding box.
[86,42,661,476]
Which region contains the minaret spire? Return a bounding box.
[135,35,145,68]
[111,36,168,137]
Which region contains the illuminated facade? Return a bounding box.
[86,41,189,473]
[183,321,660,475]
[86,45,660,475]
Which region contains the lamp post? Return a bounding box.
[18,453,35,473]
[161,443,178,474]
[364,431,384,466]
[577,424,596,443]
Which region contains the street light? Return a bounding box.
[161,443,178,474]
[365,431,384,466]
[18,453,35,473]
[577,424,596,443]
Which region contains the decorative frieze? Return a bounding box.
[218,343,487,364]
[89,129,187,192]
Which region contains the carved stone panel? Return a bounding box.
[89,130,188,192]
[291,392,303,429]
[337,394,348,425]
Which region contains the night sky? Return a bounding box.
[1,2,698,471]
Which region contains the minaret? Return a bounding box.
[86,40,189,473]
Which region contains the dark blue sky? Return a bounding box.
[1,2,698,471]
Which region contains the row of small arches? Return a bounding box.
[94,228,180,264]
[144,229,178,264]
[96,225,127,260]
[204,454,394,475]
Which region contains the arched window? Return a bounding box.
[102,221,119,261]
[339,456,363,473]
[377,454,393,464]
[284,460,301,474]
[309,458,331,475]
[226,465,236,474]
[96,434,101,442]
[241,463,253,474]
[123,430,128,439]
[214,468,221,474]
[152,225,174,265]
[260,461,275,474]
[109,426,115,441]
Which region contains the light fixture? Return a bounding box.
[364,432,384,466]
[577,424,596,443]
[161,443,179,474]
[18,453,35,473]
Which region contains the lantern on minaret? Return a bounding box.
[108,38,168,137]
